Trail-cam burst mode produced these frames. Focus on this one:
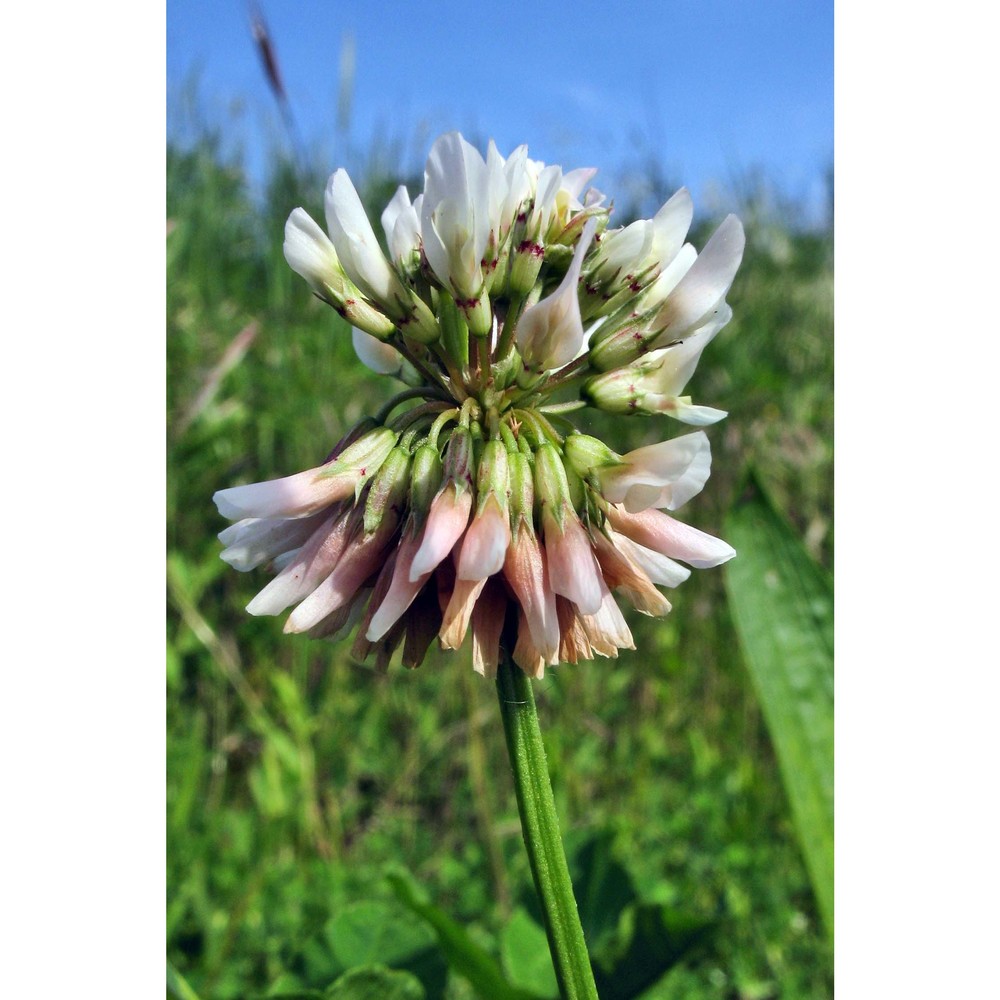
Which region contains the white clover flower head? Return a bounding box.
[215,131,744,676]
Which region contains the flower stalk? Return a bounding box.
[496,651,599,1000]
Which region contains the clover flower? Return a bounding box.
[215,131,743,677]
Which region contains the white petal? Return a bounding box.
[600,432,712,512]
[653,398,729,426]
[352,327,402,375]
[283,208,340,293]
[219,512,326,572]
[561,166,598,202]
[650,188,694,267]
[643,243,697,311]
[366,534,429,641]
[245,511,352,616]
[645,303,733,394]
[516,217,597,370]
[607,528,692,587]
[380,184,410,247]
[214,467,349,520]
[501,144,531,233]
[595,219,652,280]
[381,185,421,264]
[609,506,736,569]
[421,132,491,297]
[325,169,402,305]
[652,215,745,339]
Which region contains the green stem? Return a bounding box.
[495,654,599,1000]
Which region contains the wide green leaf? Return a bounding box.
[388,869,537,1000]
[500,907,559,998]
[324,964,425,999]
[326,900,436,970]
[592,904,714,1000]
[167,960,203,1000]
[724,472,834,935]
[568,831,636,953]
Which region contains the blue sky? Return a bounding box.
[168,0,832,220]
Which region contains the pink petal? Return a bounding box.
[440,576,488,650]
[284,529,393,633]
[542,510,604,615]
[606,505,735,569]
[218,510,328,572]
[457,497,511,581]
[214,465,358,521]
[367,531,433,641]
[503,527,560,664]
[471,579,506,678]
[409,487,473,581]
[578,579,634,657]
[246,509,356,616]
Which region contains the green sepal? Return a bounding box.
[400,293,441,345]
[442,425,474,490]
[475,439,510,516]
[363,447,412,535]
[563,433,619,478]
[461,290,493,338]
[533,442,572,530]
[409,444,443,523]
[438,294,470,369]
[507,450,535,528]
[317,425,398,482]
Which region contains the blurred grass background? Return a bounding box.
[167,101,833,997]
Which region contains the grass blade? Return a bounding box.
[724,472,833,936]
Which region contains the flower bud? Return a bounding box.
[582,361,656,413]
[342,297,398,340]
[283,208,397,339]
[442,425,475,489]
[324,426,399,488]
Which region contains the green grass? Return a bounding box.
[167,132,833,999]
